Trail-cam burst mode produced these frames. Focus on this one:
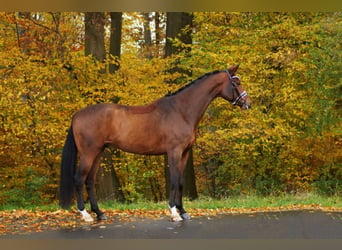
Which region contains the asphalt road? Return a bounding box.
[2,211,342,239]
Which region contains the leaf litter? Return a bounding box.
[0,205,341,235]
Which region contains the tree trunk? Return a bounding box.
[165,12,193,81]
[84,12,125,202]
[84,12,106,62]
[16,12,31,54]
[165,12,192,57]
[96,149,125,203]
[142,12,165,58]
[183,148,198,200]
[164,148,198,200]
[109,12,122,73]
[164,12,198,201]
[142,12,153,59]
[164,155,170,199]
[154,12,163,57]
[95,163,114,201]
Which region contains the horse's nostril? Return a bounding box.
[243,103,251,110]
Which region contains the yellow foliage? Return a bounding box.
[0,12,341,205]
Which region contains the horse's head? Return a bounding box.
[219,65,252,110]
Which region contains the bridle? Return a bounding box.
[226,70,248,107]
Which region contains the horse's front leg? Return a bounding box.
[167,149,191,222]
[176,149,191,221]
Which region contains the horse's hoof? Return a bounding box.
[84,217,94,223]
[169,205,183,222]
[171,215,183,222]
[79,209,94,222]
[181,212,191,220]
[97,214,108,221]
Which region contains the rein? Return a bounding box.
[226,70,248,106]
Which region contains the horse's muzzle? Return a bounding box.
[242,102,251,110]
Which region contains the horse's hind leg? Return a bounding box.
[86,150,107,221]
[74,156,94,222]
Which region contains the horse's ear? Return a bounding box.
[228,64,239,74]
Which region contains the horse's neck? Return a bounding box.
[173,74,223,127]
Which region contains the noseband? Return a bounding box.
[226,70,248,106]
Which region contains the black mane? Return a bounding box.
[165,70,222,97]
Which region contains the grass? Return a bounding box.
[93,193,342,212]
[1,193,341,212]
[1,193,340,236]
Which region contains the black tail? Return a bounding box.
[60,127,77,209]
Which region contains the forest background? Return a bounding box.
[0,12,341,208]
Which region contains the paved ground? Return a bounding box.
[1,211,342,239]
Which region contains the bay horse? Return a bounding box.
[60,65,251,222]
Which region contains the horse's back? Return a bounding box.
[71,102,168,155]
[108,103,168,154]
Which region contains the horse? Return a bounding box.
[59,65,251,222]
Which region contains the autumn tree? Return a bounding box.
[16,12,31,54]
[0,12,85,205]
[84,12,105,61]
[142,12,153,59]
[164,12,198,200]
[191,12,341,197]
[83,12,126,202]
[1,12,341,208]
[109,12,122,73]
